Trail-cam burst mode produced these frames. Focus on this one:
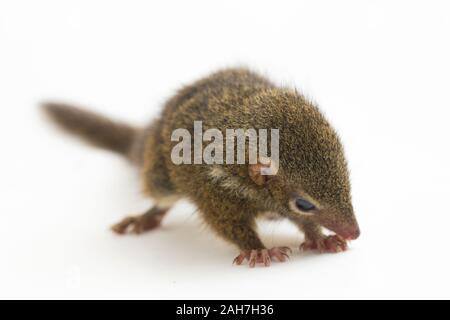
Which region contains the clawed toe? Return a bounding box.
[300,235,348,253]
[233,247,291,268]
[111,215,161,235]
[269,246,291,262]
[111,217,137,234]
[233,252,248,265]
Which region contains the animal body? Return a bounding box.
[44,68,360,267]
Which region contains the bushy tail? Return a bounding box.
[43,102,139,157]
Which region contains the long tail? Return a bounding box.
[43,102,139,157]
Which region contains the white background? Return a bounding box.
[1,0,449,299]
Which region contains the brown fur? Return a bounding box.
[43,68,359,254]
[43,102,140,160]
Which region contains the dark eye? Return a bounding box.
[295,197,316,211]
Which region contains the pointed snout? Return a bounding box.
[317,208,360,240]
[337,224,360,240]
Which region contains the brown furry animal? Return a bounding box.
[43,68,360,267]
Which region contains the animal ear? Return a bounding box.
[248,157,278,186]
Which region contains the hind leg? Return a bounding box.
[111,206,169,235]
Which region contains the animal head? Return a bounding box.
[248,89,360,240]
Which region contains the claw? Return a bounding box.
[232,252,248,265]
[111,217,137,234]
[111,213,162,235]
[300,235,348,254]
[269,247,289,262]
[233,246,292,267]
[248,250,258,268]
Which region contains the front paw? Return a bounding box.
[233,247,292,268]
[300,235,347,253]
